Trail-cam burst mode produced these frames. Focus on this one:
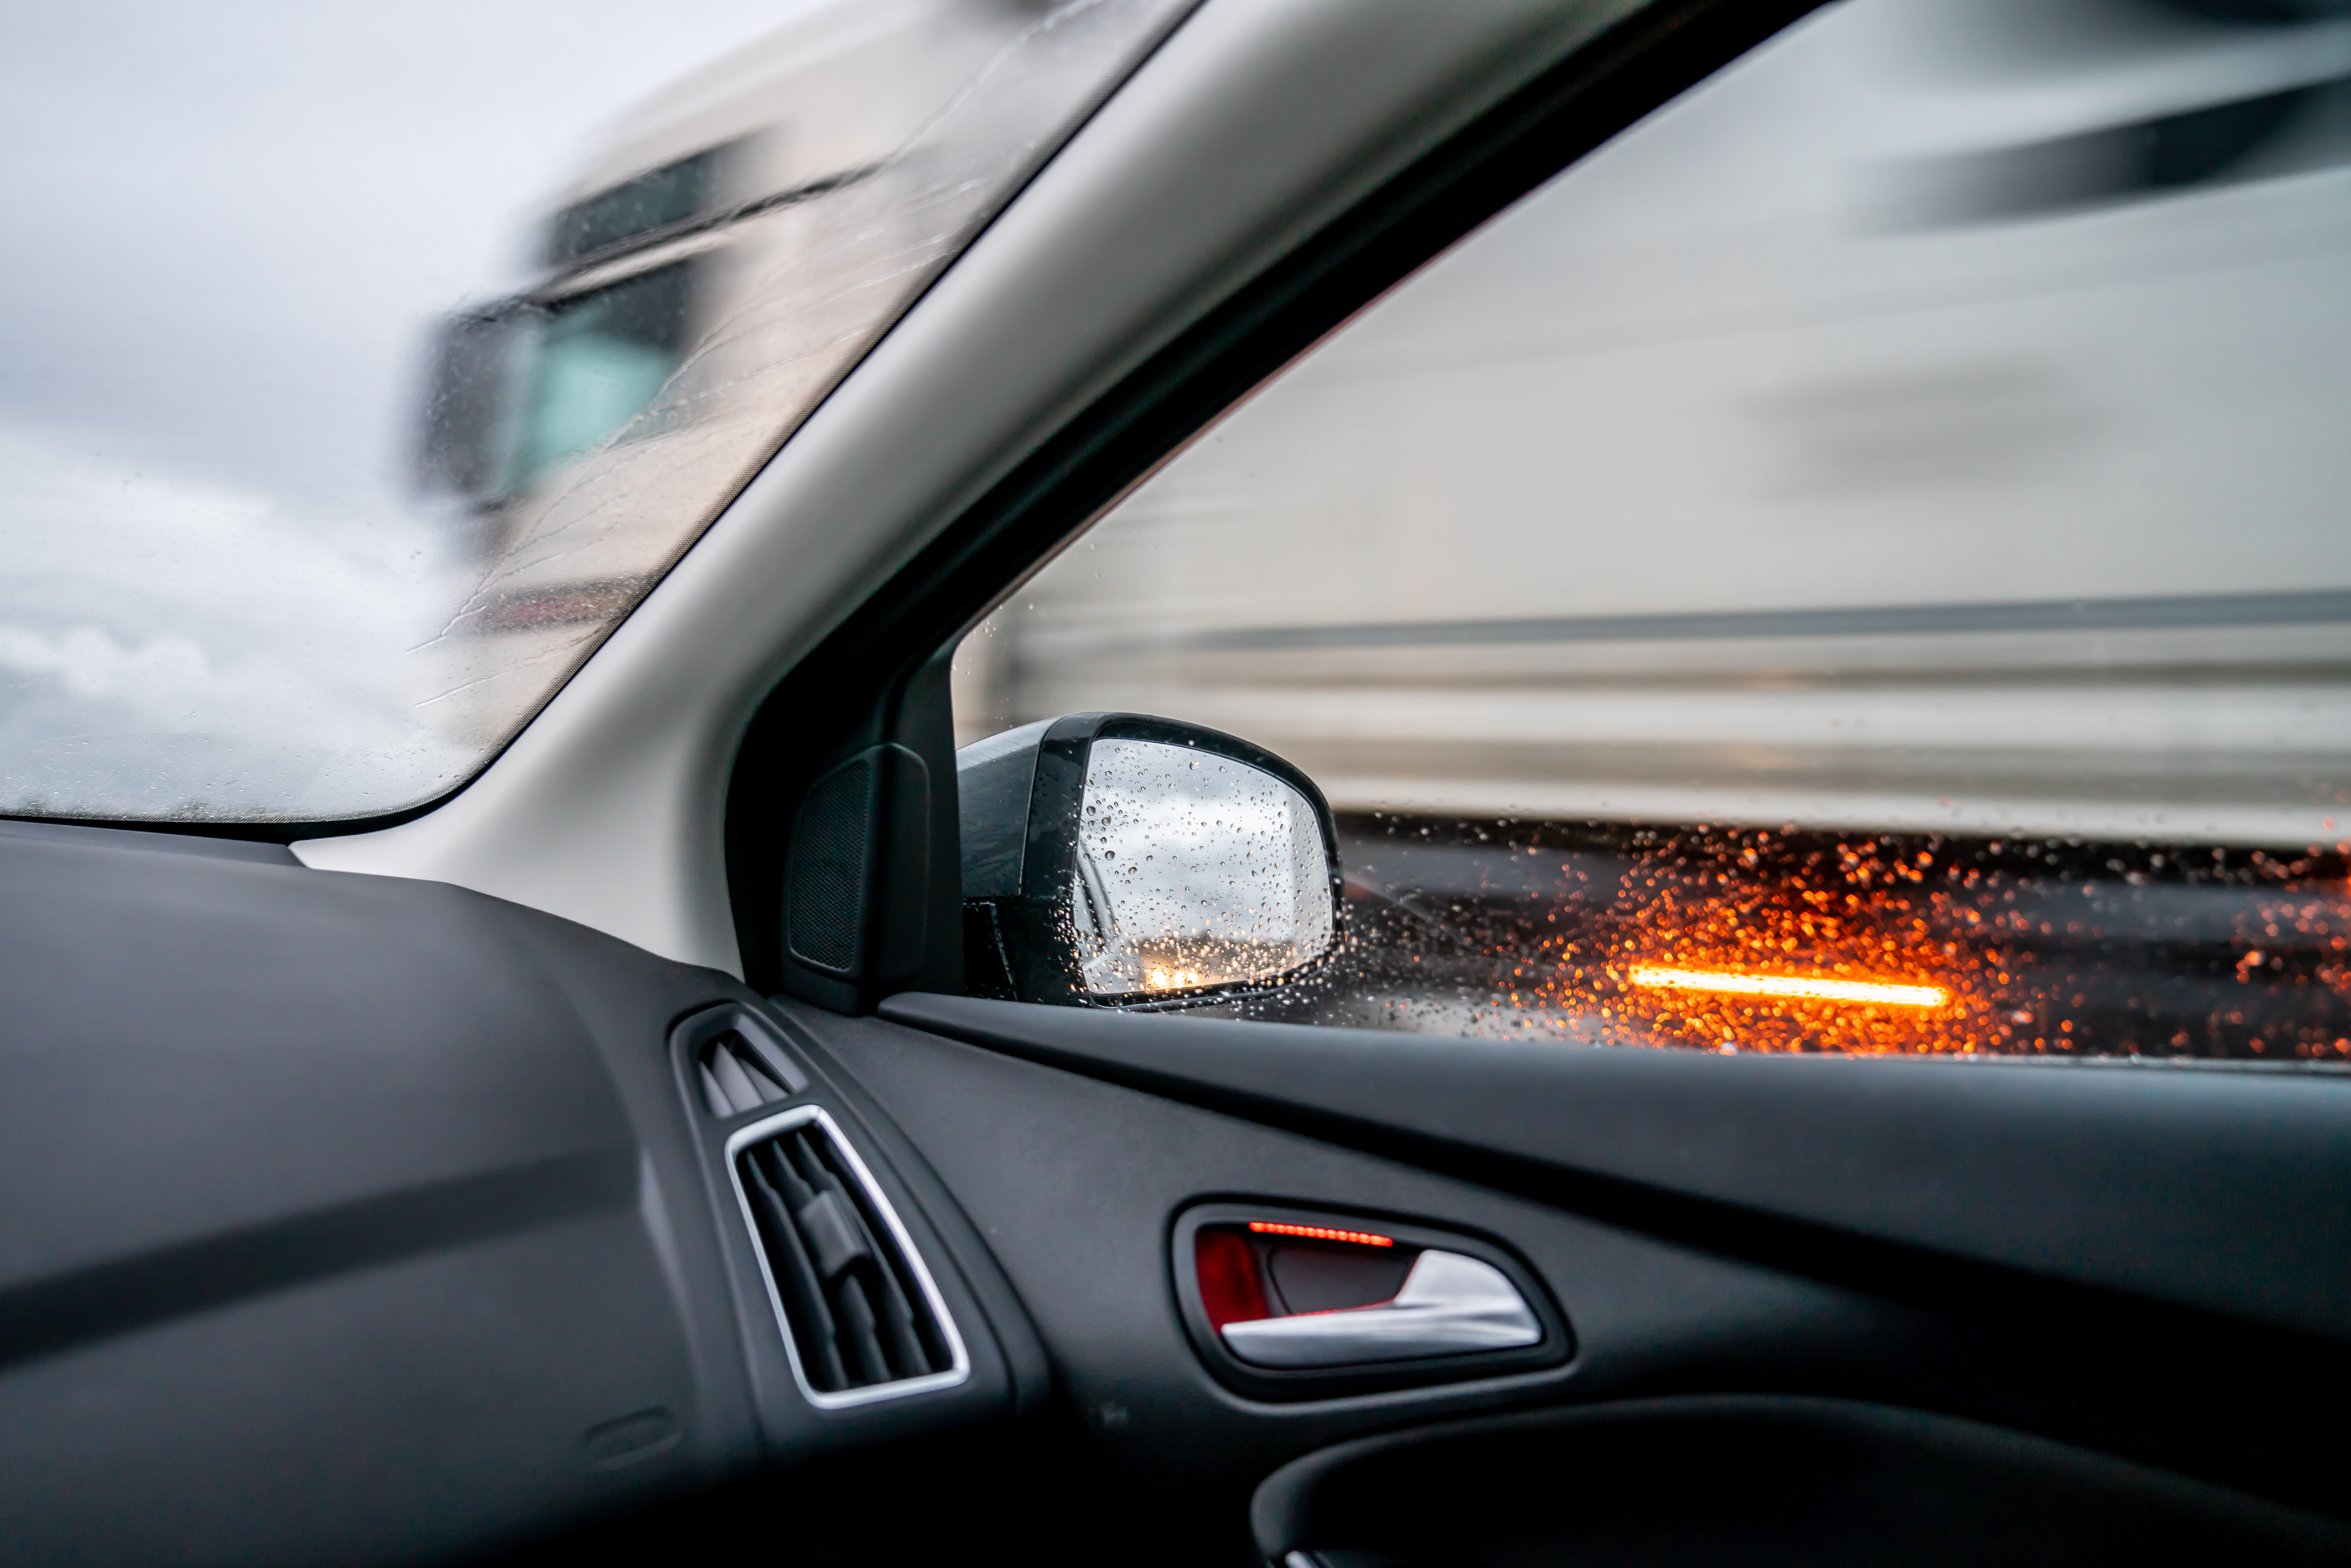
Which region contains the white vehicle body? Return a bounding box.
[958,0,2351,850]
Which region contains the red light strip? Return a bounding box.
[1247,1221,1393,1247]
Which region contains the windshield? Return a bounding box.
[0,0,1187,824]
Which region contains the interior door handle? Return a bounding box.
[1219,1249,1542,1368]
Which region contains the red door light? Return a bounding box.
[1247,1220,1394,1247]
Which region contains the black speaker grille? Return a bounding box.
[787,756,876,974]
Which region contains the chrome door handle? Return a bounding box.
[1219,1249,1542,1368]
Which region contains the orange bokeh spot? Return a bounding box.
[1628,965,1947,1008]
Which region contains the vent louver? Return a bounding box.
[727,1107,967,1405]
[697,1029,803,1117]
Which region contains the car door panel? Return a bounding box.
[877,996,2351,1339]
[781,1004,1874,1485]
[831,995,2351,1524]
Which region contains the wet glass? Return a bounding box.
[954,0,2351,1060]
[0,0,1189,823]
[1073,740,1336,998]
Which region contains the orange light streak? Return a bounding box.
[1629,965,1948,1008]
[1247,1221,1394,1247]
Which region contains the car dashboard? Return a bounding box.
[6,819,2348,1567]
[0,820,1041,1561]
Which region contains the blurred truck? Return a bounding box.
[955,0,2351,857]
[411,0,1130,741]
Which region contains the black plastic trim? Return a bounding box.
[1251,1396,2351,1564]
[673,1002,810,1121]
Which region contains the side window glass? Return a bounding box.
[952,0,2351,1060]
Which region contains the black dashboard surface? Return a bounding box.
[7,820,2349,1567]
[870,992,2351,1526]
[0,821,1035,1565]
[0,821,752,1561]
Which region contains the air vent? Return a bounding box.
[697,1029,803,1117]
[726,1107,968,1406]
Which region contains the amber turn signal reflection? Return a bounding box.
[1628,964,1948,1008]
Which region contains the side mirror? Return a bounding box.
[958,714,1343,1006]
[414,301,539,507]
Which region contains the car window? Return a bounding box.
[0,0,1186,825]
[953,0,2351,1060]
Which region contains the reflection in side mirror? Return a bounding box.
[1074,738,1335,995]
[957,714,1342,1006]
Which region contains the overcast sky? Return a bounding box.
[0,0,818,523]
[0,1,836,816]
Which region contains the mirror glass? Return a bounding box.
[1072,739,1335,997]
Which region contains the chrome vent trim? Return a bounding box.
[724,1105,970,1408]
